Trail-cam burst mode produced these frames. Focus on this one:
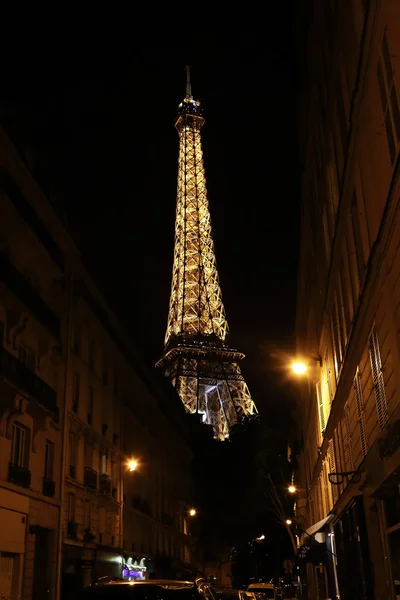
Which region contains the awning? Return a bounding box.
[299,514,334,546]
[304,515,332,538]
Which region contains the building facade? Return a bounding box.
[0,123,197,598]
[296,2,400,599]
[122,379,196,580]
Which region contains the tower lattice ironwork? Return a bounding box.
[156,67,258,440]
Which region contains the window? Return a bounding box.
[344,404,355,471]
[69,432,77,478]
[113,371,118,396]
[102,354,108,385]
[377,30,400,164]
[369,327,388,430]
[72,373,80,413]
[44,439,54,480]
[328,440,338,504]
[101,451,108,475]
[88,386,94,425]
[84,441,92,468]
[354,368,367,458]
[88,339,95,371]
[18,344,33,369]
[11,423,29,468]
[84,499,91,530]
[350,192,365,282]
[336,81,348,161]
[331,299,343,378]
[73,322,82,354]
[68,493,76,522]
[316,381,326,437]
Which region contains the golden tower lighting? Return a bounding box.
[156,67,258,441]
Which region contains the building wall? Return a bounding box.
[0,141,64,599]
[296,2,400,599]
[122,372,195,577]
[0,124,197,597]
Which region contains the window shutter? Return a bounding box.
[322,463,330,512]
[354,368,367,457]
[327,440,338,504]
[316,381,326,434]
[368,327,388,430]
[344,404,355,471]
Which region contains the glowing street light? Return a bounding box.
[288,485,297,494]
[188,508,197,517]
[285,519,293,526]
[291,362,307,375]
[256,534,265,541]
[127,459,139,472]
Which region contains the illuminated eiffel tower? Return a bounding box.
[156,67,258,440]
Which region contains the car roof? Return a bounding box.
[248,584,274,589]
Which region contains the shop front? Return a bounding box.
[295,516,336,600]
[62,543,123,596]
[332,496,374,600]
[122,556,148,580]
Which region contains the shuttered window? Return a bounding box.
[344,404,355,471]
[368,327,388,430]
[354,368,368,457]
[328,440,338,504]
[316,381,326,434]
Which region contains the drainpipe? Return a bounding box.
[55,271,74,600]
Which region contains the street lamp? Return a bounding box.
[188,508,197,517]
[291,362,307,375]
[291,354,322,375]
[288,485,297,494]
[127,459,139,472]
[285,519,293,526]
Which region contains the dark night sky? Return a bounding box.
[2,27,300,421]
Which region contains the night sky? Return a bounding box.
[2,26,300,422]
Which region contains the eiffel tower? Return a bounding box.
[156,67,258,440]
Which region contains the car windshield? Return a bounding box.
[79,583,199,600]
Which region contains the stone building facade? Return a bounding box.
[0,124,196,598]
[295,2,400,599]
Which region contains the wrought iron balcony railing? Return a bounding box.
[42,478,55,497]
[84,466,97,490]
[8,462,31,488]
[0,346,58,420]
[100,473,111,496]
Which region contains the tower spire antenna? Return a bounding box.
[186,65,192,99]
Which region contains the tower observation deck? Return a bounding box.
[156,67,258,440]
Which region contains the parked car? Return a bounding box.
[79,578,216,599]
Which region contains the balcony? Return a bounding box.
[42,478,55,497]
[100,474,111,496]
[0,251,61,341]
[132,496,152,517]
[0,346,58,420]
[84,466,97,490]
[8,462,31,488]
